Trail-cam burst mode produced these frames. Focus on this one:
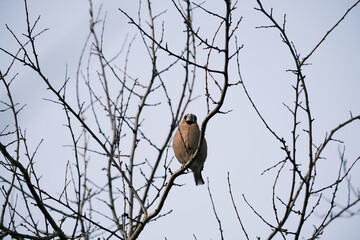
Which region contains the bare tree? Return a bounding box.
[218,1,360,240]
[1,0,359,239]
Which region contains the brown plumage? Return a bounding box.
[172,113,207,185]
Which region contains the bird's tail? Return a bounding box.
[193,170,205,186]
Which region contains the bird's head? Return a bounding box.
[184,113,197,125]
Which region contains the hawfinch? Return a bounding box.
[172,113,207,185]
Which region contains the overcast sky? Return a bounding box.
[1,0,360,239]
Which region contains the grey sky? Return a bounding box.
[1,0,360,239]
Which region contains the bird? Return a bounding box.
[172,113,207,185]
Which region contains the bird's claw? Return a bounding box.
[181,155,194,169]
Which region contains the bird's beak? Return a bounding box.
[185,114,196,124]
